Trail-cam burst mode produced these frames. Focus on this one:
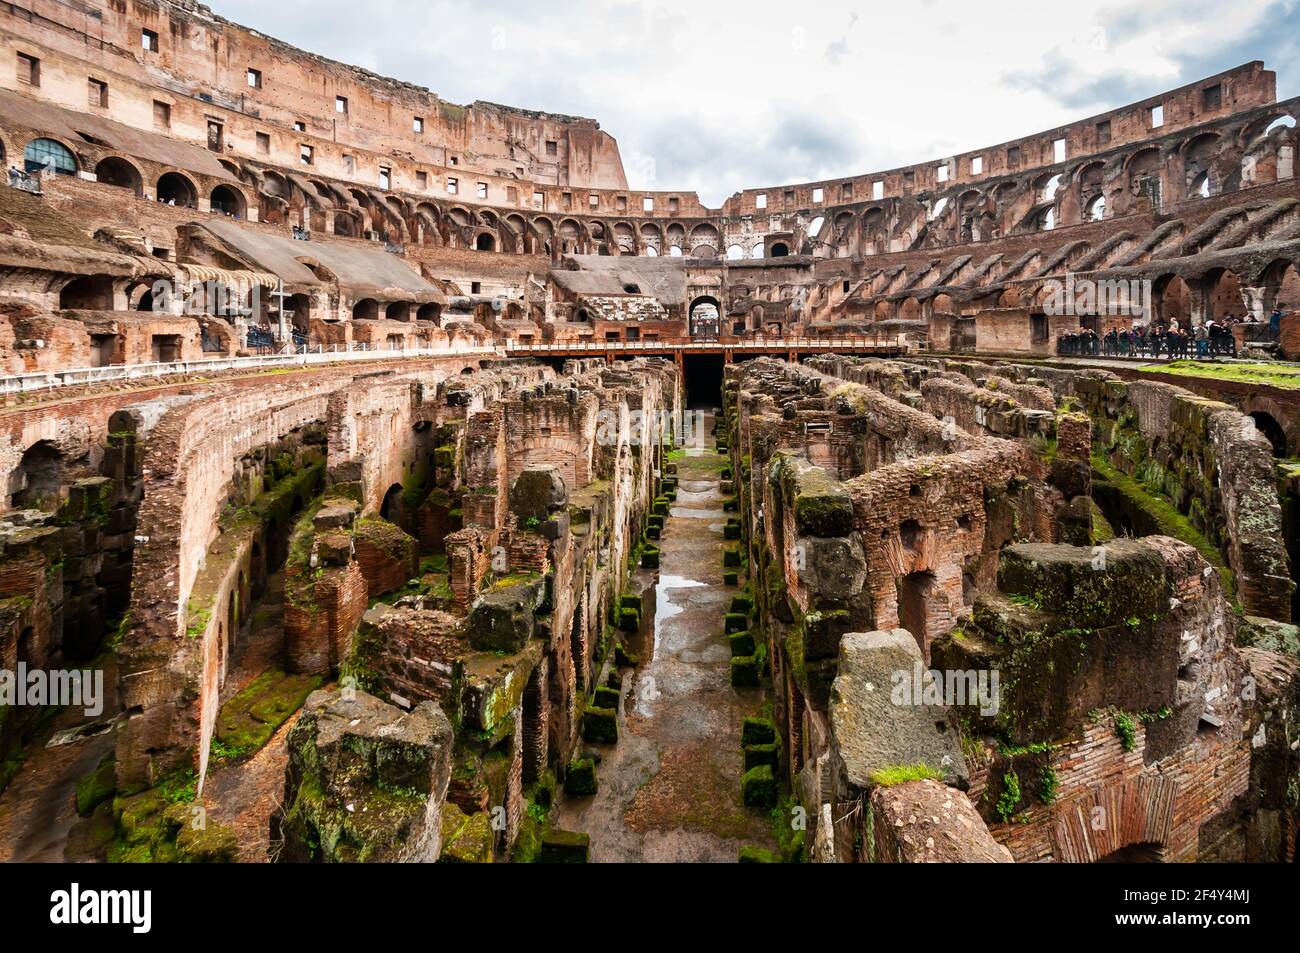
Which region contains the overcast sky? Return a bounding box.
[211,0,1300,206]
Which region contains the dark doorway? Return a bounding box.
[897,569,948,662]
[683,354,724,409]
[1250,411,1288,457]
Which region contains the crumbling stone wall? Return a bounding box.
[726,356,1300,863]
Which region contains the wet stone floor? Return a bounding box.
[552,418,778,862]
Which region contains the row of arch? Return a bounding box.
[867,258,1300,331]
[8,135,250,218]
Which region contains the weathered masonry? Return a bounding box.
[1,0,1299,866]
[724,356,1298,862]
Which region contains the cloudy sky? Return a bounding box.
[211,0,1300,206]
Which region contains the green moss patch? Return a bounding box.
[1137,360,1300,391]
[867,763,944,787]
[211,669,322,764]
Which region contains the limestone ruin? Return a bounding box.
[0,1,1297,868]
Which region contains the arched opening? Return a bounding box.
[416,302,441,324]
[23,138,76,176]
[284,293,312,335]
[17,626,34,668]
[1039,173,1063,203]
[250,540,266,601]
[352,298,379,321]
[1086,194,1106,221]
[380,483,404,524]
[59,275,114,310]
[1128,148,1163,211]
[10,440,63,510]
[210,184,246,217]
[93,156,141,194]
[1250,411,1288,456]
[726,244,744,260]
[1158,276,1192,327]
[688,296,721,339]
[1206,268,1244,321]
[769,242,789,257]
[475,232,496,252]
[156,172,197,208]
[1261,259,1300,315]
[385,300,412,322]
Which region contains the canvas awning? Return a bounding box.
[181,264,280,289]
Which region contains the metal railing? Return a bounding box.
[1,335,907,396]
[0,341,499,395]
[502,335,905,352]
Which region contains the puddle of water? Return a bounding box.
[669,507,729,519]
[633,573,708,718]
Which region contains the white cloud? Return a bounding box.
[210,0,1299,206]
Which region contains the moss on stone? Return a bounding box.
[563,758,598,796]
[867,763,945,787]
[741,765,777,808]
[211,669,322,764]
[730,655,760,687]
[582,707,618,744]
[75,752,116,817]
[729,631,756,657]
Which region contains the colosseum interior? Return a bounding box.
[0,0,1298,873]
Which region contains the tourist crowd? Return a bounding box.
[1056,306,1288,359]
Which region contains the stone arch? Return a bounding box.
[639,222,662,255]
[209,184,246,217]
[1182,131,1222,197]
[380,482,404,523]
[689,223,720,256]
[1258,258,1300,314]
[333,208,362,238]
[1050,776,1176,862]
[352,298,379,321]
[93,155,143,194]
[1249,410,1288,456]
[156,171,198,208]
[1154,274,1191,326]
[613,221,636,254]
[23,136,78,176]
[59,274,114,310]
[1127,147,1163,211]
[9,440,64,510]
[514,436,581,488]
[689,295,721,338]
[1203,267,1245,321]
[1243,394,1295,456]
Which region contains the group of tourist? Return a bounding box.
[1056,306,1290,360]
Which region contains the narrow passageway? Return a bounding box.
[553,412,777,861]
[0,655,120,863]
